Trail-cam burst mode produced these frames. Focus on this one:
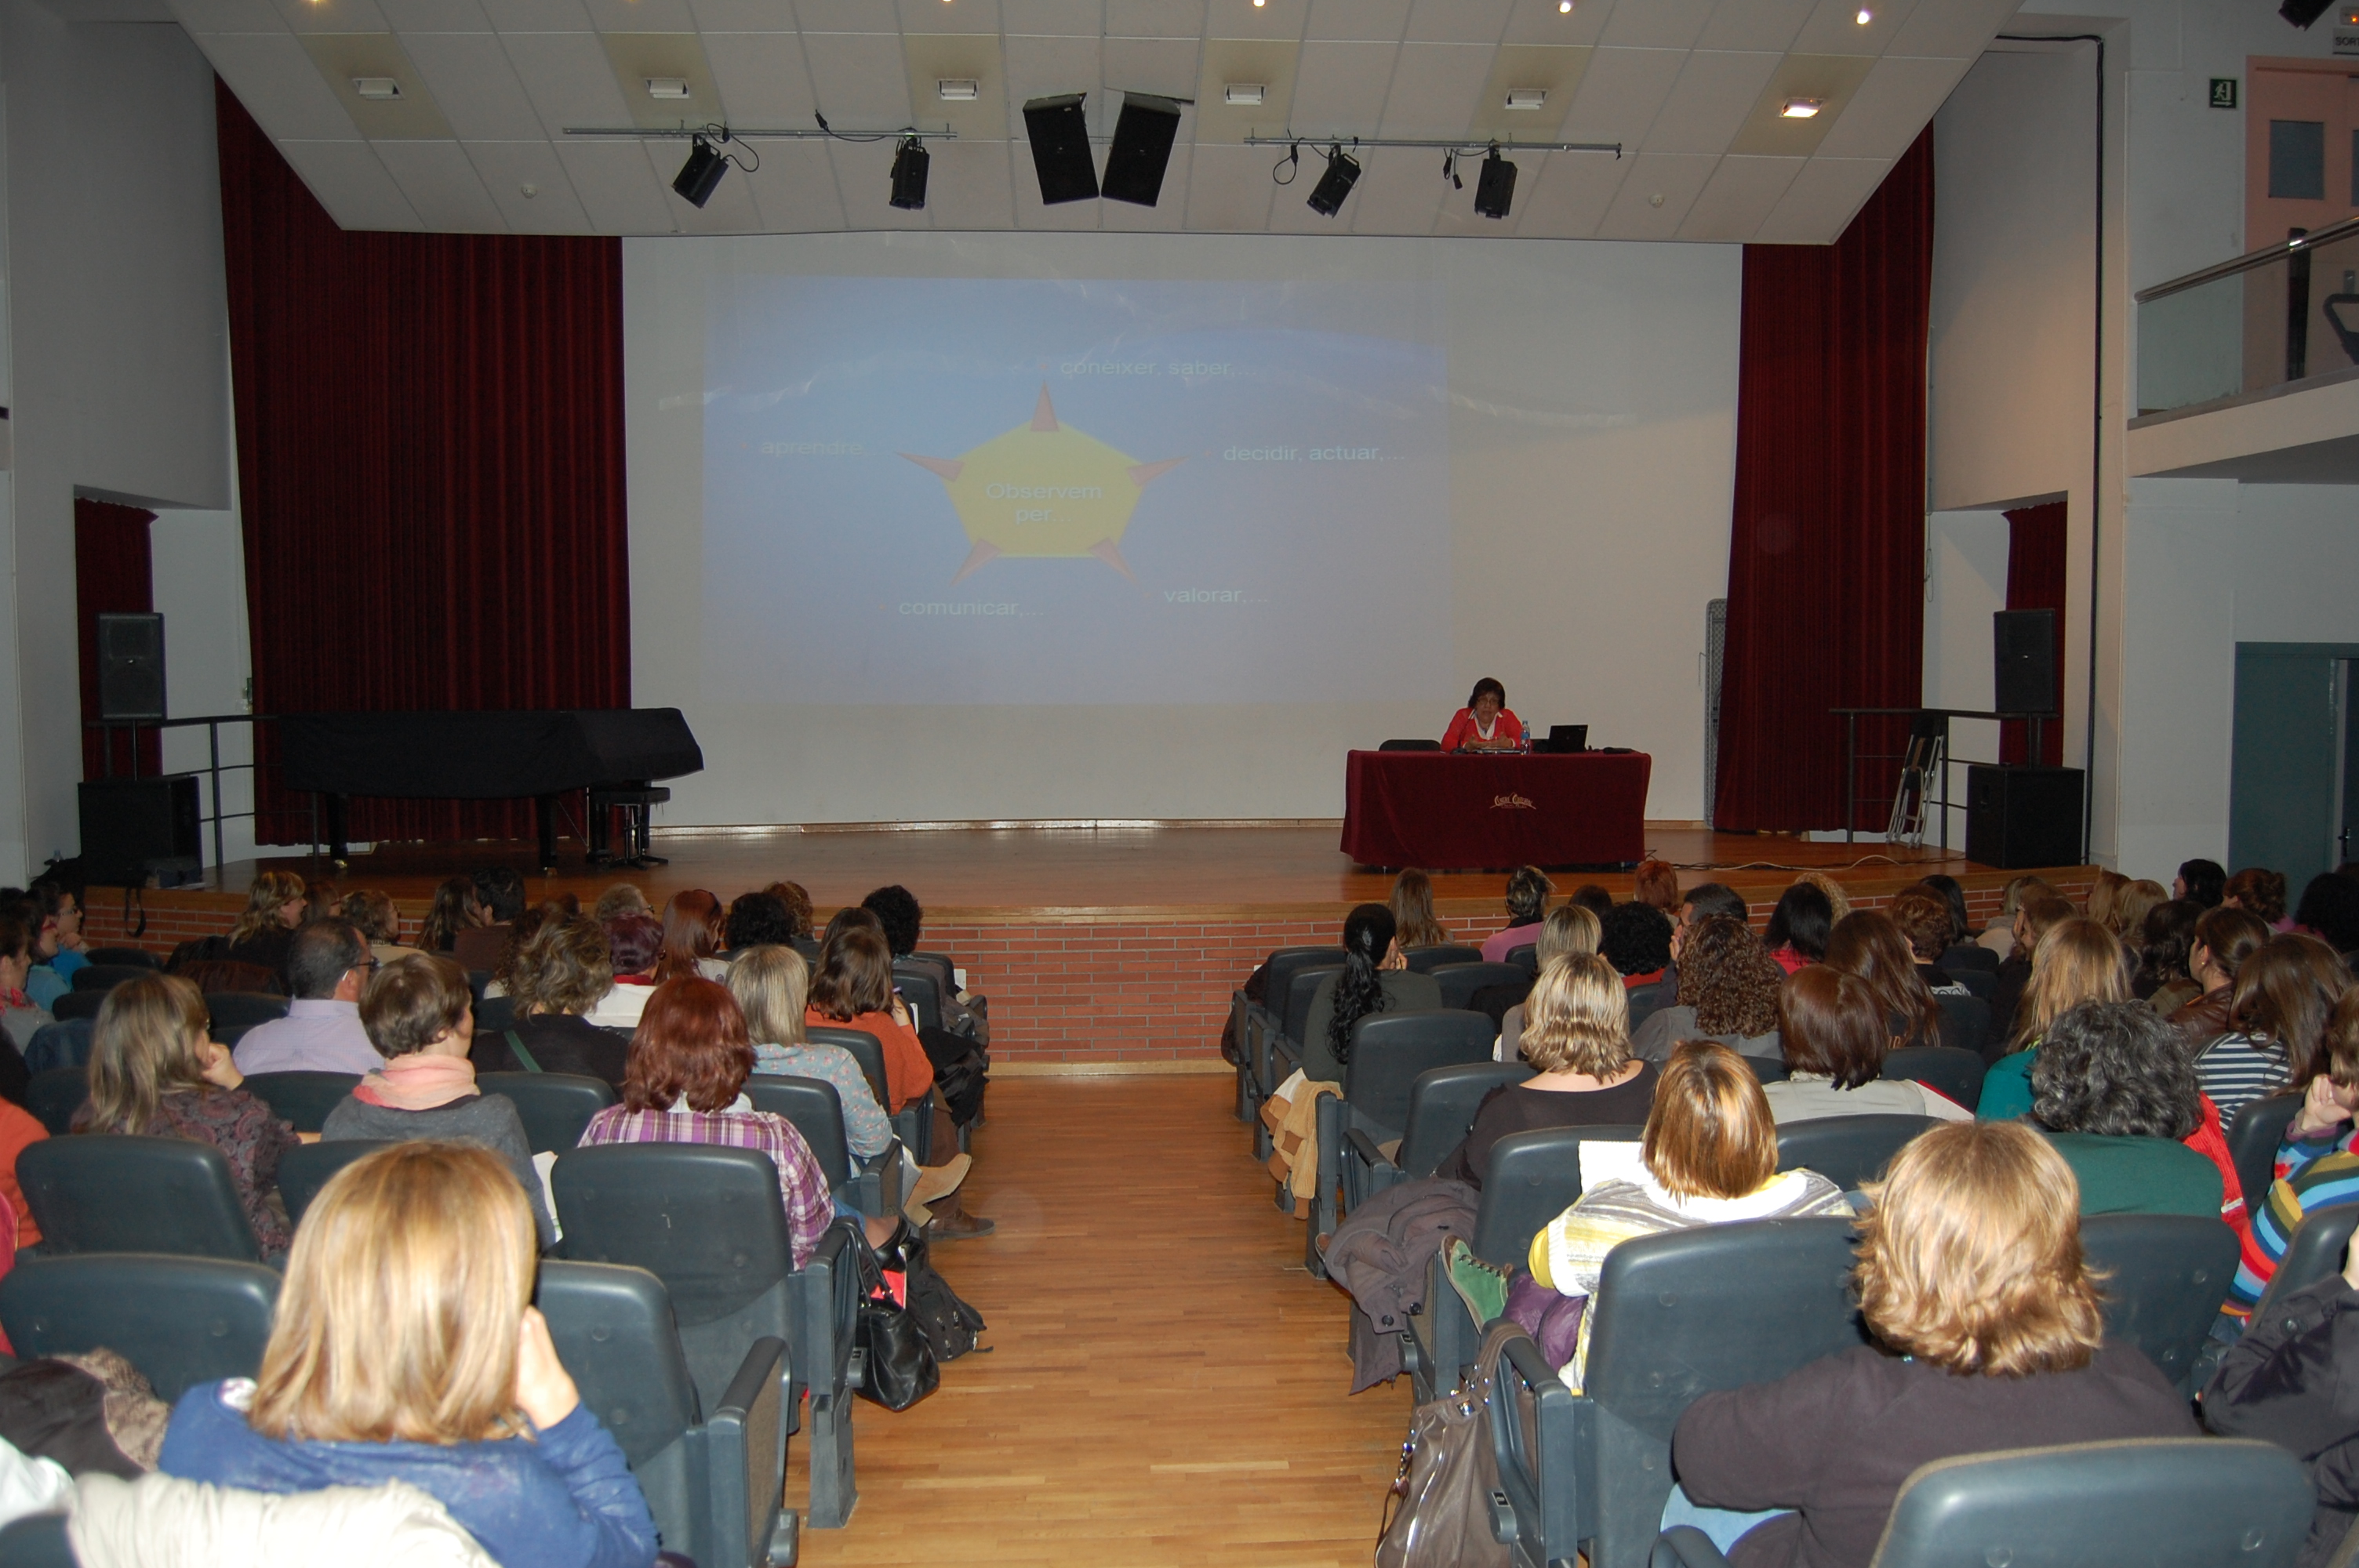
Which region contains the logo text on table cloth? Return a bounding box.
[1491,793,1537,810]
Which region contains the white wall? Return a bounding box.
[1924,509,2010,817]
[0,2,231,882]
[151,500,255,868]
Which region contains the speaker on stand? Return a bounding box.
[96,613,165,721]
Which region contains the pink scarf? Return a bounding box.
[353,1053,480,1111]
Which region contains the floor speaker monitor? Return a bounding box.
[1965,764,2083,869]
[79,775,202,886]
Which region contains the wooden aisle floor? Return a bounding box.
[785,1076,1405,1566]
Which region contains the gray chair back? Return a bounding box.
[1505,944,1539,975]
[1866,1438,2310,1568]
[18,1134,264,1262]
[25,1067,85,1135]
[1946,966,1997,1000]
[2228,1093,2302,1215]
[1939,942,2003,975]
[1626,978,1674,1036]
[478,1071,616,1153]
[278,1139,394,1226]
[1281,964,1344,1047]
[241,1071,362,1134]
[1394,1062,1532,1179]
[806,1026,889,1108]
[0,1254,279,1399]
[1261,947,1346,1020]
[82,949,160,971]
[1430,962,1527,1012]
[1933,993,1990,1059]
[743,1076,852,1187]
[202,992,289,1031]
[1880,1045,1985,1109]
[1739,1054,1789,1082]
[1774,1114,1939,1191]
[1475,1124,1645,1265]
[2252,1203,2359,1321]
[0,1515,71,1565]
[23,1020,93,1076]
[1340,1011,1499,1138]
[48,991,104,1022]
[68,964,151,995]
[2078,1213,2238,1394]
[474,994,518,1034]
[1404,945,1483,974]
[889,964,942,1033]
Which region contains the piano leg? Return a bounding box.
[536,794,559,872]
[325,794,351,867]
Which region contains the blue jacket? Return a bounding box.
[159,1380,657,1568]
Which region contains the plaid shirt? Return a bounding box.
[576,1098,834,1269]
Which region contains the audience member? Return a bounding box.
[2177,858,2227,910]
[1479,866,1554,963]
[0,909,53,1059]
[415,876,476,956]
[1631,915,1783,1063]
[2227,988,2359,1319]
[1497,905,1601,1062]
[1678,882,1749,931]
[1885,891,1970,996]
[1387,869,1452,950]
[1598,902,1674,987]
[0,955,45,1246]
[1666,1121,2197,1568]
[1763,967,1972,1125]
[2172,904,2273,1044]
[1976,917,2132,1120]
[585,913,662,1032]
[224,870,307,985]
[2226,866,2292,930]
[156,1142,656,1568]
[729,946,889,1159]
[806,924,934,1114]
[1442,677,1523,753]
[1302,904,1441,1084]
[2296,872,2359,962]
[652,891,726,983]
[20,880,86,1010]
[1631,858,1682,914]
[475,916,629,1086]
[452,869,528,974]
[74,975,296,1256]
[2132,898,2203,1014]
[231,920,381,1076]
[864,883,990,1046]
[591,883,649,922]
[722,891,795,953]
[2027,1000,2230,1219]
[1793,870,1851,925]
[2197,933,2353,1123]
[300,879,343,924]
[1913,873,1972,948]
[578,977,834,1268]
[340,888,420,964]
[1761,882,1832,975]
[2087,868,2133,936]
[1823,910,1943,1052]
[1440,955,1656,1188]
[1976,874,2053,960]
[763,881,815,939]
[485,902,559,1000]
[1990,892,2075,1041]
[321,953,554,1247]
[1568,884,1616,918]
[2117,879,2168,943]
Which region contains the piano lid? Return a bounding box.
[278,710,704,800]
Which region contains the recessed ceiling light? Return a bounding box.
[1558,1,1572,10]
[351,77,401,99]
[1253,0,1265,8]
[1504,87,1547,110]
[937,78,980,100]
[1855,5,1872,20]
[1779,96,1826,118]
[646,78,691,100]
[1223,82,1265,105]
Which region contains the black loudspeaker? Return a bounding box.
[1965,764,2084,869]
[1023,94,1098,204]
[96,613,165,721]
[1102,93,1183,205]
[1994,608,2055,714]
[1474,151,1518,219]
[79,775,202,886]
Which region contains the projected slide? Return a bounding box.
[700,278,1451,706]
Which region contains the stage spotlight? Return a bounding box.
[673,133,728,206]
[1023,93,1099,204]
[1305,145,1360,216]
[890,136,930,209]
[2282,0,2332,24]
[1473,146,1516,219]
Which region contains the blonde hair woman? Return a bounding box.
[729,945,892,1160]
[1441,953,1657,1189]
[1665,1121,2196,1564]
[154,1142,659,1568]
[74,975,296,1256]
[1496,904,1605,1062]
[1977,917,2132,1119]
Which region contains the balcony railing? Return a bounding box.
[2135,212,2359,419]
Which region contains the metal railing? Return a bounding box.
[2135,212,2359,418]
[1829,708,2055,850]
[82,713,314,873]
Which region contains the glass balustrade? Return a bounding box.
[2136,216,2359,417]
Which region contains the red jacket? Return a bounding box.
[1442,708,1525,752]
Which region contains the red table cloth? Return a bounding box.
[1340,750,1653,870]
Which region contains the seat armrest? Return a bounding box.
[1272,1040,1301,1083]
[707,1334,790,1568]
[1491,1328,1584,1568]
[1650,1527,1733,1568]
[791,1221,862,1399]
[1344,1127,1397,1174]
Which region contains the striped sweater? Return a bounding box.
[2192,1033,2289,1127]
[2230,1123,2359,1316]
[1528,1165,1855,1390]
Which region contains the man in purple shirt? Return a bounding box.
[231,920,381,1076]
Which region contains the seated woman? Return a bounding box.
[74,975,296,1257]
[2226,866,2292,931]
[157,1142,658,1568]
[1666,1120,2197,1568]
[585,913,663,1032]
[1885,891,1971,997]
[2226,986,2359,1319]
[579,977,834,1269]
[764,881,815,942]
[1762,967,1973,1124]
[2026,1000,2231,1221]
[1439,954,1656,1188]
[1990,892,2074,1041]
[1441,677,1523,753]
[1976,917,2133,1119]
[2194,931,2351,1123]
[1299,904,1442,1085]
[804,924,934,1116]
[341,887,421,966]
[1479,866,1554,964]
[1976,874,2053,960]
[1388,869,1452,952]
[722,891,796,956]
[475,916,631,1087]
[2133,898,2203,1014]
[2168,904,2270,1044]
[1630,916,1784,1064]
[1497,905,1601,1062]
[224,869,307,986]
[591,884,649,922]
[1505,1043,1852,1388]
[322,953,554,1247]
[727,945,892,1160]
[414,875,476,957]
[652,891,727,984]
[1598,901,1675,990]
[1631,858,1682,916]
[1761,882,1832,975]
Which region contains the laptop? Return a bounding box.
[1534,724,1587,754]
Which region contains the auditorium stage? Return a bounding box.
[82,822,2093,1071]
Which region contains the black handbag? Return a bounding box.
[853,1235,939,1411]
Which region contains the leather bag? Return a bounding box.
[1374,1322,1518,1568]
[853,1235,940,1411]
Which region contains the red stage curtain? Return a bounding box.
[215,82,629,845]
[75,499,162,781]
[2000,501,2067,765]
[1713,130,1936,833]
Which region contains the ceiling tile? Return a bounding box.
[502,31,631,132]
[1103,34,1199,96]
[1203,0,1306,42]
[599,32,725,126]
[582,0,699,31]
[1724,52,1874,155]
[1882,0,2012,60]
[1305,0,1405,41]
[1750,151,1886,241]
[902,31,1008,133]
[1638,49,1778,154]
[689,0,794,27]
[373,137,510,227]
[827,135,934,227]
[706,31,821,122]
[1345,143,1448,234]
[1694,0,1811,53]
[1191,36,1296,140]
[1674,151,1799,238]
[274,139,425,227]
[553,134,679,227]
[404,32,547,137]
[1002,0,1099,32]
[1593,148,1714,235]
[1468,42,1587,139]
[1594,0,1709,50]
[1811,50,1961,158]
[1556,43,1680,147]
[902,0,1001,31]
[801,29,916,124]
[918,134,1016,226]
[736,135,849,227]
[265,0,391,33]
[376,0,492,30]
[479,0,591,27]
[1375,41,1492,137]
[166,0,284,30]
[1403,0,1510,45]
[1100,138,1191,226]
[1104,0,1201,37]
[1787,0,1917,56]
[791,0,896,26]
[199,34,358,140]
[1286,38,1394,134]
[465,138,596,227]
[1500,0,1615,47]
[1004,34,1103,149]
[298,34,459,137]
[1178,139,1274,228]
[1507,139,1627,233]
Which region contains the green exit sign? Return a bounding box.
[2209,77,2239,109]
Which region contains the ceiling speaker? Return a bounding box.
[1102,93,1183,205]
[1023,93,1099,204]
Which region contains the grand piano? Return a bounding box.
[278,709,704,867]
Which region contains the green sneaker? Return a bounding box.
[1443,1236,1509,1326]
